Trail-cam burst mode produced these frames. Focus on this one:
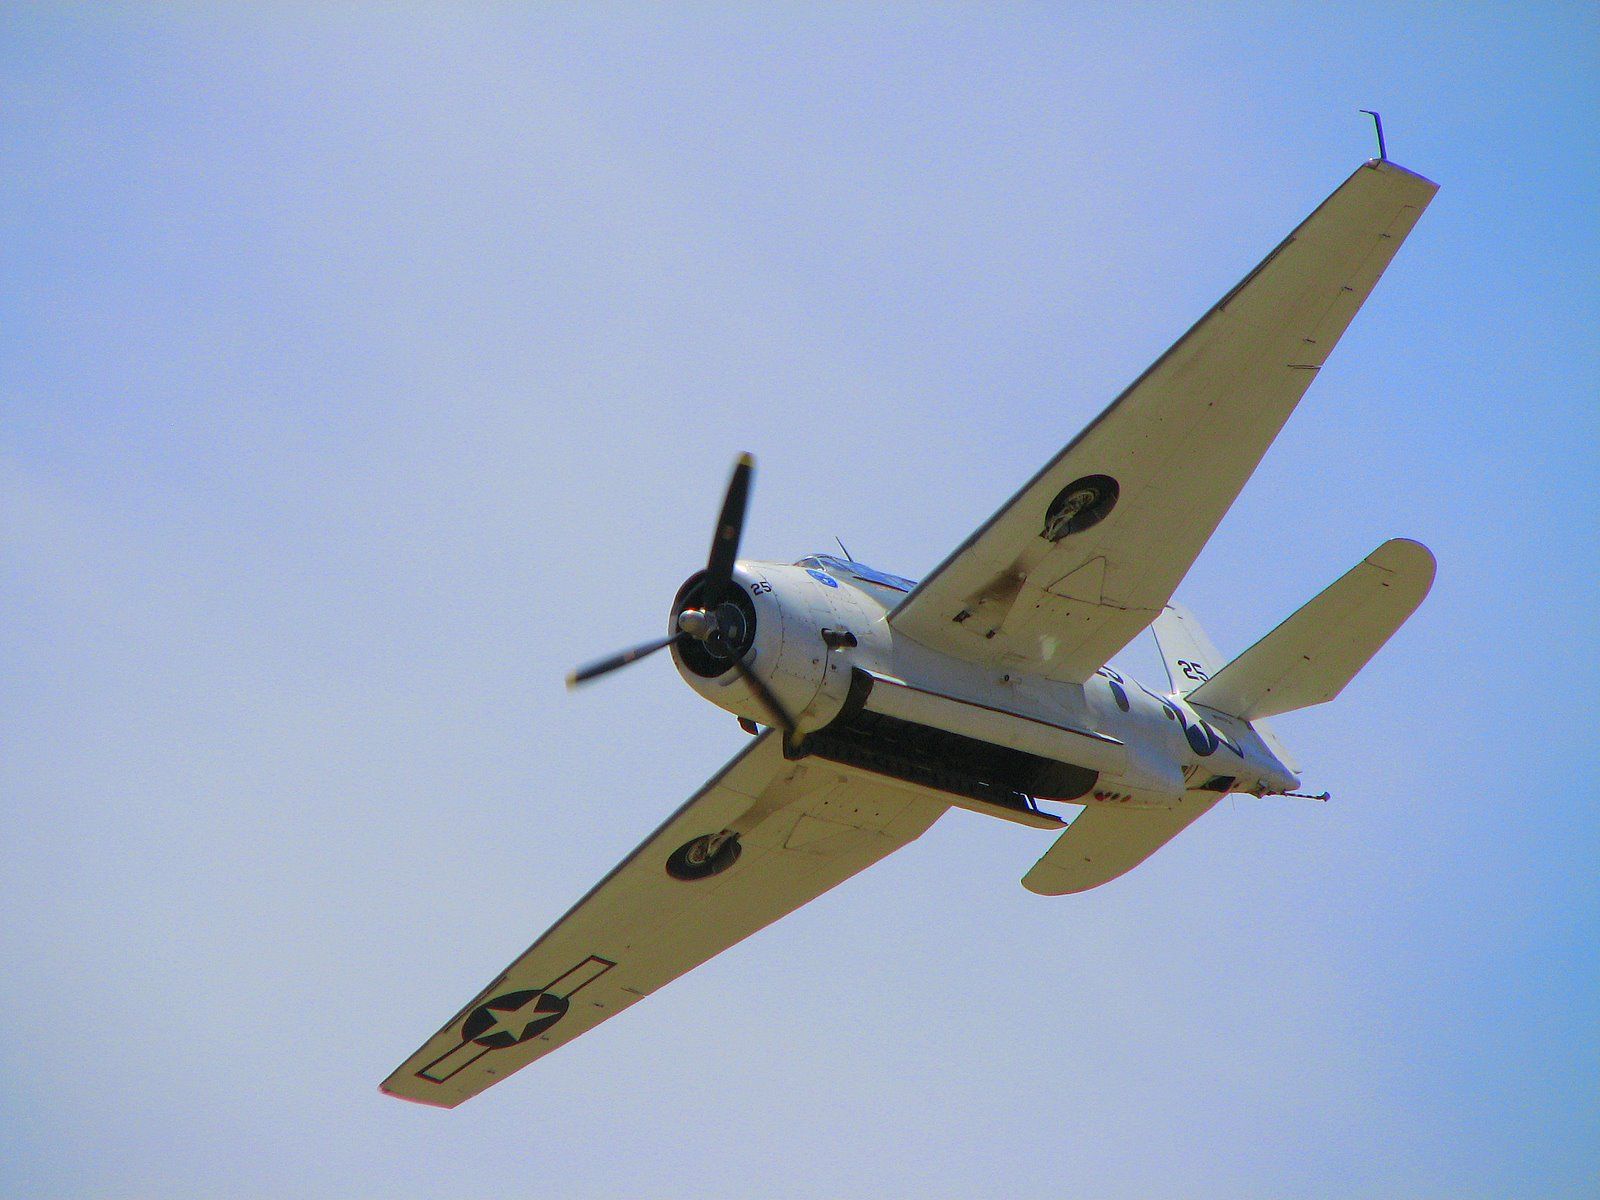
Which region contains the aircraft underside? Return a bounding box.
[384,155,1439,1107]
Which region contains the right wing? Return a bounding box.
[889,160,1438,685]
[1021,794,1219,895]
[382,732,947,1107]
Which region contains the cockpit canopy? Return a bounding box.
[794,554,918,596]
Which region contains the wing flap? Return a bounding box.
[382,734,947,1107]
[1186,538,1435,720]
[1021,795,1219,895]
[890,160,1438,683]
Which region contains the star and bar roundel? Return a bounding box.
[462,989,569,1048]
[416,956,615,1085]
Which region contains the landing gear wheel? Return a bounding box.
[666,832,742,881]
[1042,474,1119,541]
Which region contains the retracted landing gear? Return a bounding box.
[666,830,742,880]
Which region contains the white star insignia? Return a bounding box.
[476,996,550,1042]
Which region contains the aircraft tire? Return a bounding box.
[666,832,742,881]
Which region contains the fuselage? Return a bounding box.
[669,554,1299,815]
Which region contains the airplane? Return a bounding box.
[383,154,1438,1107]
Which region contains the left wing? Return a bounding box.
[889,159,1437,683]
[382,732,946,1107]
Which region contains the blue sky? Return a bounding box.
[3,6,1596,1197]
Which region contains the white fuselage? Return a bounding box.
[670,557,1299,812]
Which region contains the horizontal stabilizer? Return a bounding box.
[1186,538,1435,721]
[1022,795,1218,895]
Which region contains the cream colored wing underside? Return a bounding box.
[889,159,1438,683]
[382,732,946,1107]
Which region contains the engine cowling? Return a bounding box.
[669,563,854,732]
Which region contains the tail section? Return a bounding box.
[1186,538,1435,721]
[1151,603,1299,774]
[1036,540,1434,896]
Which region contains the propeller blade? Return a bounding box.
[566,633,682,689]
[705,453,755,586]
[728,651,796,734]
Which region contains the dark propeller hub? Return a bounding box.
[671,571,756,679]
[565,452,795,733]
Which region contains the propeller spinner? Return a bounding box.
[565,454,796,733]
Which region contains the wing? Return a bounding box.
[381,732,947,1107]
[1021,793,1219,895]
[889,159,1438,683]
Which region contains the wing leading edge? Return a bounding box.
[382,733,947,1107]
[889,159,1438,683]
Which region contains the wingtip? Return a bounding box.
[379,1081,459,1109]
[1365,156,1441,193]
